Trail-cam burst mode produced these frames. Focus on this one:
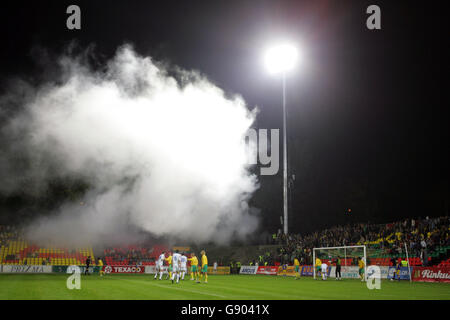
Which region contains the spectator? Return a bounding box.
[275,216,448,267]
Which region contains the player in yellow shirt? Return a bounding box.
[294,257,300,279]
[198,250,208,283]
[165,253,173,280]
[358,257,365,282]
[188,253,199,281]
[97,258,104,277]
[315,257,322,279]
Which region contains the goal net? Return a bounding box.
[313,245,367,280]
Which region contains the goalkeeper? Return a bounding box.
[335,256,342,280]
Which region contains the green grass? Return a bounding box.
[0,274,449,300]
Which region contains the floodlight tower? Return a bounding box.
[264,43,299,235]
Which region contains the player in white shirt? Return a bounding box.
[321,262,328,280]
[171,250,182,284]
[154,251,165,280]
[180,253,188,280]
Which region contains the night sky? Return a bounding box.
[0,0,448,235]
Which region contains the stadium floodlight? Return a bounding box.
[264,42,300,235]
[263,43,299,75]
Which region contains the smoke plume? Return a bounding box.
[0,45,259,246]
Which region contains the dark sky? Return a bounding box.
[0,0,448,235]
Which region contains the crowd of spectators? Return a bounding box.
[0,225,21,247]
[103,246,153,265]
[272,216,450,266]
[3,216,449,268]
[0,225,23,260]
[245,250,276,267]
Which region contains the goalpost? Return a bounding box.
[313,245,367,280]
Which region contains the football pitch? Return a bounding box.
[1,274,449,300]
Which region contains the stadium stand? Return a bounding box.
[437,257,450,267]
[191,244,280,268]
[271,216,449,267]
[103,245,168,266]
[0,225,95,266]
[1,216,448,268]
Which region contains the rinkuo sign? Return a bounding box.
[413,267,450,283]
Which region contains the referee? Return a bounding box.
[335,256,342,280]
[85,256,91,275]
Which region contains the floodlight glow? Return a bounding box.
[264,43,299,75]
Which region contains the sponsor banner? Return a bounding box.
[413,267,450,283]
[2,265,53,273]
[328,266,336,277]
[211,266,230,275]
[379,266,390,279]
[300,265,332,277]
[341,266,361,279]
[257,266,278,275]
[145,265,155,274]
[172,246,190,252]
[277,265,297,277]
[327,265,388,279]
[301,265,314,276]
[313,265,356,278]
[387,266,412,280]
[103,265,145,274]
[300,265,388,279]
[239,265,258,275]
[336,266,360,279]
[145,265,169,274]
[52,265,99,273]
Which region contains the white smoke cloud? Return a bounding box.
[2,45,259,245]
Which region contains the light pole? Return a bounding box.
[282,71,288,236]
[264,43,299,235]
